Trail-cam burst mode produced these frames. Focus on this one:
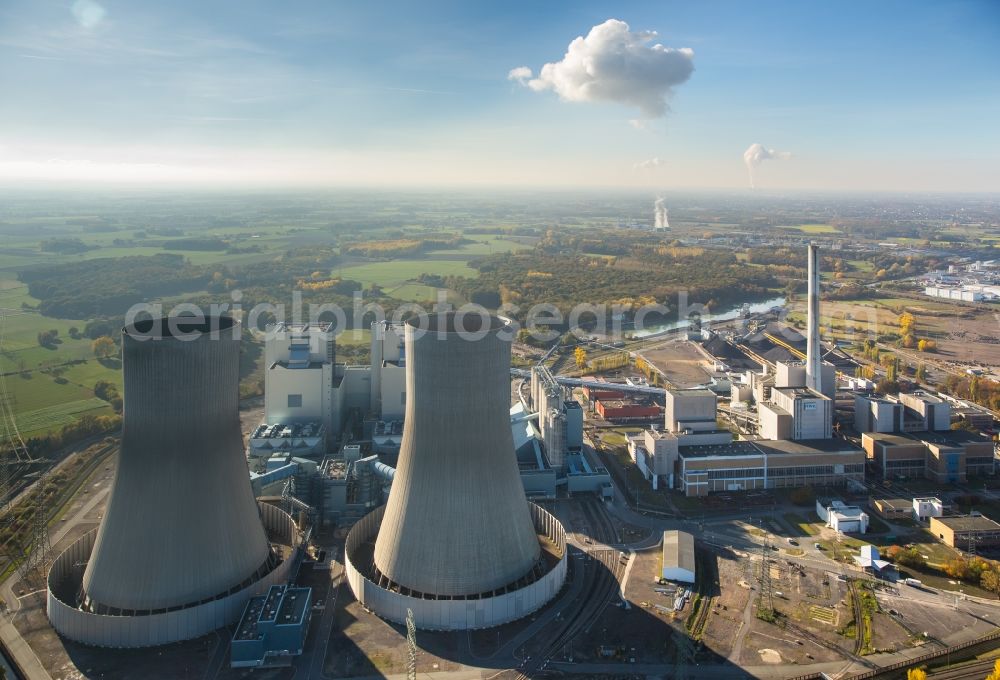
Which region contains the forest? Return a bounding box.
[444,246,778,321]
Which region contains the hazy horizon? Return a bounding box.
[1,0,998,192]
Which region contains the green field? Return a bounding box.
[336,260,476,287]
[335,328,371,347]
[778,224,841,234]
[382,283,441,302]
[425,235,530,256]
[15,398,113,437]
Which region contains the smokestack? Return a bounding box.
[806,244,822,394]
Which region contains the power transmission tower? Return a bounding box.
[756,528,774,621]
[406,608,417,680]
[18,470,53,581]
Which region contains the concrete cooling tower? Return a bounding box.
[345,312,567,630]
[47,317,300,647]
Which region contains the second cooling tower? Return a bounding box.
[374,313,539,595]
[345,312,567,629]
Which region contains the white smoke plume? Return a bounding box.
[654,197,669,229]
[509,19,694,118]
[743,143,791,189]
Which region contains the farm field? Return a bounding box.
[778,223,841,234]
[336,260,475,287]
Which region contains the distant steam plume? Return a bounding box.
[743,143,791,189]
[654,197,669,229]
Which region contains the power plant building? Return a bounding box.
[345,313,566,630]
[47,317,301,647]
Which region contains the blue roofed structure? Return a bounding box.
[231,585,313,668]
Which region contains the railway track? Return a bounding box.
[579,497,619,545]
[927,657,1000,679]
[516,548,622,676]
[848,580,865,656]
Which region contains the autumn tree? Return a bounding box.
[899,312,915,337]
[986,658,1000,680]
[574,346,588,369]
[91,335,117,359]
[906,667,926,680]
[981,567,1000,597]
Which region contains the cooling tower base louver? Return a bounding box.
[47,502,301,647]
[346,502,567,630]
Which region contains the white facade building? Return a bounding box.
[816,499,869,534]
[264,323,336,433]
[913,497,944,521]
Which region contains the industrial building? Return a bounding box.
[345,313,567,630]
[930,514,1000,550]
[759,387,832,440]
[925,286,984,303]
[661,531,696,584]
[231,585,313,668]
[629,378,863,496]
[870,498,915,520]
[816,499,869,534]
[862,430,995,482]
[259,322,370,453]
[369,321,407,420]
[856,392,953,433]
[47,317,302,648]
[676,438,865,497]
[595,398,662,422]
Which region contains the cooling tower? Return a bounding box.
[80,316,273,613]
[806,244,823,394]
[372,313,540,596]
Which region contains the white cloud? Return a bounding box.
[513,19,693,118]
[507,66,532,84]
[71,0,106,29]
[743,143,792,188]
[634,157,663,170]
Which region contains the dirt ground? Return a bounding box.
[640,341,713,388]
[325,590,469,678]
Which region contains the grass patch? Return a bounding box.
[15,397,112,436]
[335,328,371,346]
[336,259,475,288]
[384,283,440,302]
[783,512,819,536]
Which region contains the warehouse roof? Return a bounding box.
[662,530,696,576]
[932,515,1000,533]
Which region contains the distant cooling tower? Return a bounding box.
[345,313,567,630]
[48,317,300,647]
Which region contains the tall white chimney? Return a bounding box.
[806,243,822,394]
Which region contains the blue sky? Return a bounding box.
[0,0,997,189]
